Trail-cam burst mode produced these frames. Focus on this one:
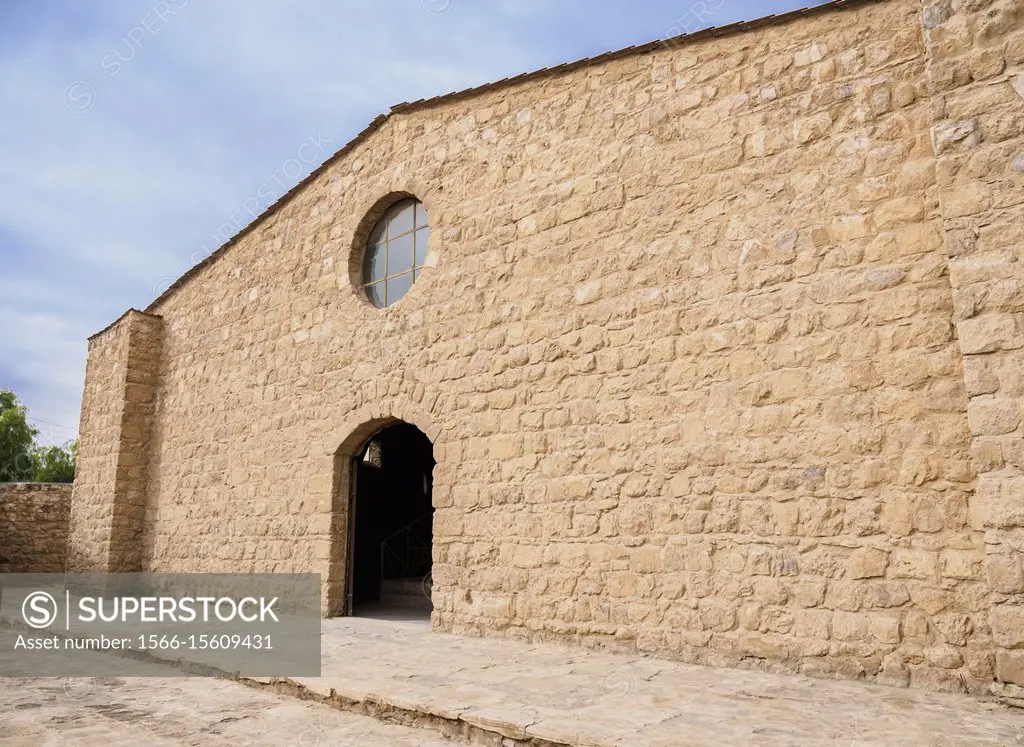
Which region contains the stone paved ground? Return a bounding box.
[0,674,456,746]
[3,616,1024,746]
[282,616,1024,746]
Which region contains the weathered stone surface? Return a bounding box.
[992,606,1024,649]
[932,119,980,154]
[958,314,1022,355]
[64,0,1024,698]
[849,548,890,579]
[996,650,1024,687]
[0,660,458,746]
[922,1,953,30]
[922,0,1024,700]
[5,618,1024,746]
[305,617,1024,746]
[988,554,1024,595]
[0,483,71,573]
[68,310,162,574]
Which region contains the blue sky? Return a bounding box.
[0,0,828,444]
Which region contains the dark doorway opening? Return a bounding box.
[349,422,434,618]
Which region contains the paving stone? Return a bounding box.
[277,617,1024,746]
[0,670,456,746]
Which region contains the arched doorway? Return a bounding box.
[346,422,435,618]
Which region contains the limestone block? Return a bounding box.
[967,398,1021,436]
[984,478,1024,529]
[794,112,833,144]
[932,119,980,154]
[849,548,890,579]
[892,550,937,580]
[992,606,1024,649]
[958,314,1022,354]
[996,651,1024,686]
[987,554,1024,595]
[942,182,993,218]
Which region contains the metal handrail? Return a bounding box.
[381,511,433,546]
[380,512,433,581]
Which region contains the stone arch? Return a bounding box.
[319,399,443,459]
[317,399,446,616]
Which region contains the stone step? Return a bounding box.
[6,609,1022,746]
[241,617,1024,747]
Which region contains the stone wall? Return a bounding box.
[922,0,1024,695]
[69,0,1024,694]
[0,483,72,573]
[68,309,163,573]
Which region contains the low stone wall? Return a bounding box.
[0,483,72,573]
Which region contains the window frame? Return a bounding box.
[362,198,430,308]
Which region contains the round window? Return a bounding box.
[362,198,430,308]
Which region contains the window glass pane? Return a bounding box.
[387,271,414,304]
[387,231,415,275]
[366,281,386,308]
[363,198,430,308]
[363,243,386,284]
[414,226,430,268]
[388,200,416,238]
[368,217,387,247]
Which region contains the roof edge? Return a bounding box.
[88,308,163,342]
[143,0,887,315]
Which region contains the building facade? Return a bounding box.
[68,0,1024,696]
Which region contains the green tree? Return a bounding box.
[0,389,38,482]
[32,440,77,483]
